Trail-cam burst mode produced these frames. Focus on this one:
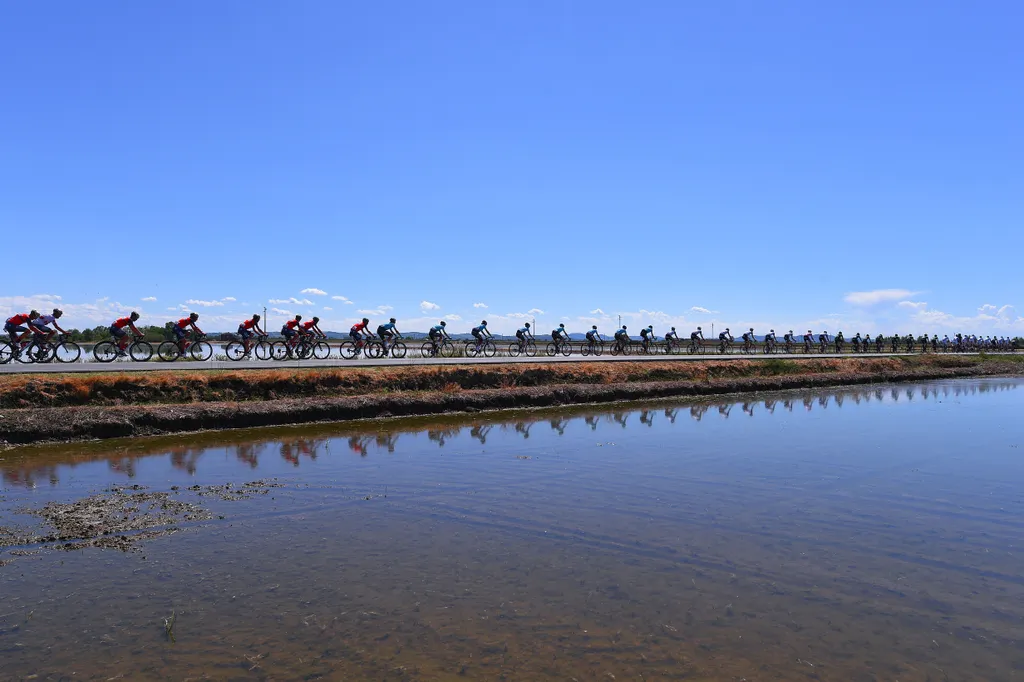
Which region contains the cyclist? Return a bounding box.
[718,327,733,353]
[282,315,303,349]
[472,320,492,354]
[108,312,143,355]
[28,308,68,345]
[238,313,266,356]
[5,310,39,351]
[803,330,814,352]
[639,325,655,352]
[613,325,630,353]
[376,317,402,355]
[783,330,795,352]
[851,332,862,351]
[764,329,777,351]
[550,323,570,353]
[584,325,601,352]
[834,331,845,353]
[664,326,679,351]
[350,317,373,354]
[932,334,939,352]
[173,312,204,357]
[690,326,704,352]
[427,320,450,357]
[817,330,830,352]
[515,322,534,350]
[302,316,325,340]
[741,328,756,352]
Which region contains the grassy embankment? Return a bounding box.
[1,354,1020,445]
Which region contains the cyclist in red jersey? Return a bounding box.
[5,310,40,349]
[237,313,266,356]
[349,317,373,353]
[172,312,204,357]
[301,316,325,339]
[281,315,303,349]
[110,312,143,353]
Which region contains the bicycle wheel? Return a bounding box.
[439,341,455,358]
[545,343,557,357]
[0,341,13,364]
[225,341,246,361]
[390,341,407,359]
[271,341,291,360]
[55,341,81,363]
[524,341,537,357]
[579,342,590,357]
[254,340,272,361]
[483,340,497,358]
[560,342,572,357]
[93,341,118,363]
[508,342,522,357]
[158,341,181,362]
[294,341,314,360]
[129,340,153,362]
[313,341,331,360]
[339,340,359,360]
[592,342,603,357]
[420,341,437,358]
[32,341,56,363]
[190,341,213,361]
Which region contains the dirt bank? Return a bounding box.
[1,356,1020,445]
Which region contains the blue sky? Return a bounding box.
[2,2,1022,335]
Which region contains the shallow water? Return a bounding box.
[2,378,1023,680]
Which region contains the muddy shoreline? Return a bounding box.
[2,358,1019,445]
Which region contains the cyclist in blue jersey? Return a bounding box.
[427,320,450,357]
[516,323,533,347]
[376,317,402,355]
[639,325,655,352]
[585,325,602,353]
[613,325,630,353]
[551,323,569,353]
[471,320,491,353]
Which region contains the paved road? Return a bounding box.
[0,352,965,375]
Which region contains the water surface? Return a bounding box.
[2,379,1023,680]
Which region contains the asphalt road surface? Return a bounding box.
[0,351,967,375]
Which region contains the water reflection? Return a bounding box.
[2,379,1017,489]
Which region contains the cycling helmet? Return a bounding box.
[525,323,531,328]
[481,320,488,325]
[697,326,702,330]
[190,312,199,320]
[749,328,754,331]
[770,329,774,332]
[295,315,302,321]
[622,325,627,330]
[362,317,369,323]
[559,323,565,328]
[647,325,653,329]
[440,320,447,327]
[130,311,140,321]
[390,317,396,323]
[312,316,320,323]
[252,314,260,321]
[671,326,676,331]
[29,309,39,317]
[592,325,597,330]
[53,309,63,318]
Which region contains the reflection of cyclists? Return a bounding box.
[690,405,706,421]
[514,421,533,439]
[470,425,491,444]
[664,408,678,424]
[549,417,567,435]
[639,410,654,426]
[717,403,732,418]
[375,432,399,453]
[584,415,599,430]
[348,435,371,455]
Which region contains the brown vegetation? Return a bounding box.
[0,355,1020,445]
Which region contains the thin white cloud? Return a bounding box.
[301,288,328,296]
[271,308,292,316]
[357,308,390,316]
[897,301,928,310]
[323,306,333,311]
[185,299,225,307]
[979,304,997,314]
[166,307,177,311]
[269,297,314,306]
[142,296,157,302]
[331,295,353,304]
[504,312,532,319]
[844,289,919,306]
[527,308,544,315]
[221,296,236,302]
[32,294,62,301]
[689,306,718,314]
[473,303,488,309]
[445,314,462,321]
[420,301,440,311]
[998,305,1015,317]
[590,308,605,315]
